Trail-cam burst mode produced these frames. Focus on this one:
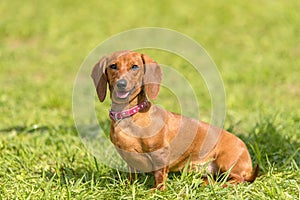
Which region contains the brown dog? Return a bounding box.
[91,50,258,190]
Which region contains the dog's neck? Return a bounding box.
[111,92,148,112]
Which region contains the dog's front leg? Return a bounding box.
[153,167,169,190]
[128,166,138,184]
[151,146,170,190]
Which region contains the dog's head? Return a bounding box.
[91,51,162,103]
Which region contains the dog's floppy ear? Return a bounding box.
[141,54,162,100]
[91,56,108,102]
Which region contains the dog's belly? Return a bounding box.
[191,160,219,176]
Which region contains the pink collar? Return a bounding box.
[109,99,149,121]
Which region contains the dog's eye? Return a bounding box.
[131,65,139,70]
[109,64,117,70]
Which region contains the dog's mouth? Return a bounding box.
[114,87,136,100]
[116,90,130,99]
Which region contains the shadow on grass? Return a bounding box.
[0,125,50,134]
[41,161,154,190]
[0,125,77,135]
[234,117,300,173]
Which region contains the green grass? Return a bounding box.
[1,0,299,199]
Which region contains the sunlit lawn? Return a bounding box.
[0,0,299,199]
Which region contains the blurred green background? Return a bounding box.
[1,0,299,128]
[0,0,299,199]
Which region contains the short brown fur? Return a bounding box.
[91,51,258,190]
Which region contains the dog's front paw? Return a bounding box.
[151,183,166,191]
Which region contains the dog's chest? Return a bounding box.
[110,122,160,172]
[110,107,167,151]
[110,120,164,152]
[110,124,142,152]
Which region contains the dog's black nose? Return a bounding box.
[116,79,127,89]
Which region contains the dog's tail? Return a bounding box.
[246,164,259,183]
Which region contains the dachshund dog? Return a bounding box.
[91,50,258,190]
